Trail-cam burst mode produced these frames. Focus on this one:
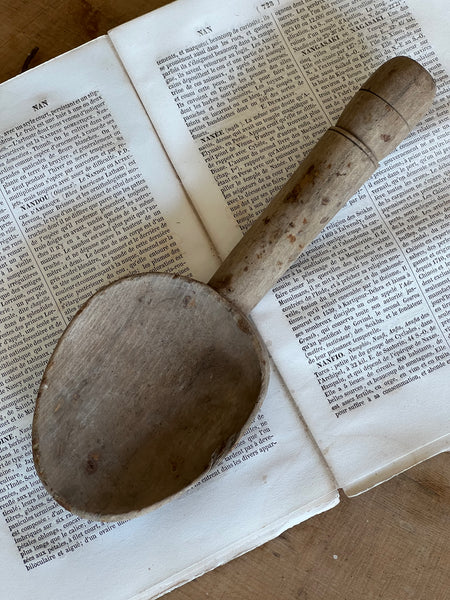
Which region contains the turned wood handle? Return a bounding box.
[209,56,436,314]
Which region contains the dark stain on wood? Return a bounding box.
[80,0,102,37]
[183,295,195,308]
[284,164,316,203]
[86,452,100,474]
[217,273,233,288]
[237,317,252,335]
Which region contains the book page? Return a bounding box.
[110,0,449,495]
[0,35,338,600]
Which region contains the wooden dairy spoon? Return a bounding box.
[32,57,435,521]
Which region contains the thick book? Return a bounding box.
[0,0,448,598]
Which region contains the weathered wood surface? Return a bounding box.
[166,452,450,600]
[33,274,268,520]
[32,56,434,519]
[209,57,435,313]
[1,2,449,599]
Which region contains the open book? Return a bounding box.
[1,0,448,598]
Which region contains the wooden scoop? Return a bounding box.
[32,57,435,521]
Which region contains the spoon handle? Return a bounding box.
[209,56,435,315]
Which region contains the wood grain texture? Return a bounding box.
[1,2,449,599]
[164,453,449,600]
[209,128,377,314]
[33,274,268,520]
[209,57,435,313]
[0,0,167,83]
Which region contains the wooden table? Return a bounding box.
[1,2,449,598]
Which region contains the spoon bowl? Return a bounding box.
[33,273,268,520]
